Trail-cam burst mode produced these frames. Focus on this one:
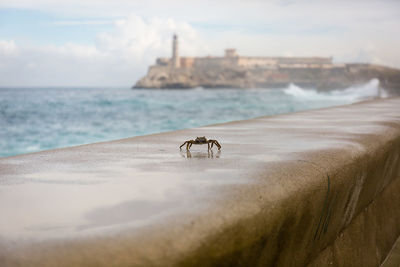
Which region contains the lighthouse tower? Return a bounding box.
[171,34,180,68]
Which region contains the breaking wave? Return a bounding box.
[283,78,387,102]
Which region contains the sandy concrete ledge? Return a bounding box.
[0,98,400,266]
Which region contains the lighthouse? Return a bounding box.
[171,34,180,68]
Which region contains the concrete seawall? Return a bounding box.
[0,98,400,266]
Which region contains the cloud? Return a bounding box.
[0,15,206,87]
[2,0,399,28]
[1,1,400,86]
[0,40,18,55]
[52,20,113,26]
[96,15,206,59]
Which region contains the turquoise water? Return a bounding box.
[0,79,383,157]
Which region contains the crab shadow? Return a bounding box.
[180,149,221,159]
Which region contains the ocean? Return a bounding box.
[0,79,384,157]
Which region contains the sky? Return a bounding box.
[0,0,399,87]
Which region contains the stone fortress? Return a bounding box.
[134,34,400,92]
[159,34,333,70]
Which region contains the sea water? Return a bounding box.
[0,79,384,157]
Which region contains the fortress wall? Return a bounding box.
[189,56,333,69]
[276,57,333,64]
[278,63,342,69]
[194,57,239,69]
[322,63,346,69]
[155,55,332,70]
[180,57,195,68]
[1,98,400,266]
[237,57,278,67]
[236,56,332,67]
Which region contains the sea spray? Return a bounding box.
[283,78,384,101]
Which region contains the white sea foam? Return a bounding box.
[283,78,386,102]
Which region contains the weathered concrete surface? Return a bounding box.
[0,98,400,266]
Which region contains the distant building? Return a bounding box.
[162,34,333,70]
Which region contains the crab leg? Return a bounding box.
[214,140,221,150]
[210,140,221,150]
[180,141,188,150]
[207,140,213,149]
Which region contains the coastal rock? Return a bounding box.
[134,63,400,92]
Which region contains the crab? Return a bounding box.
[180,136,221,151]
